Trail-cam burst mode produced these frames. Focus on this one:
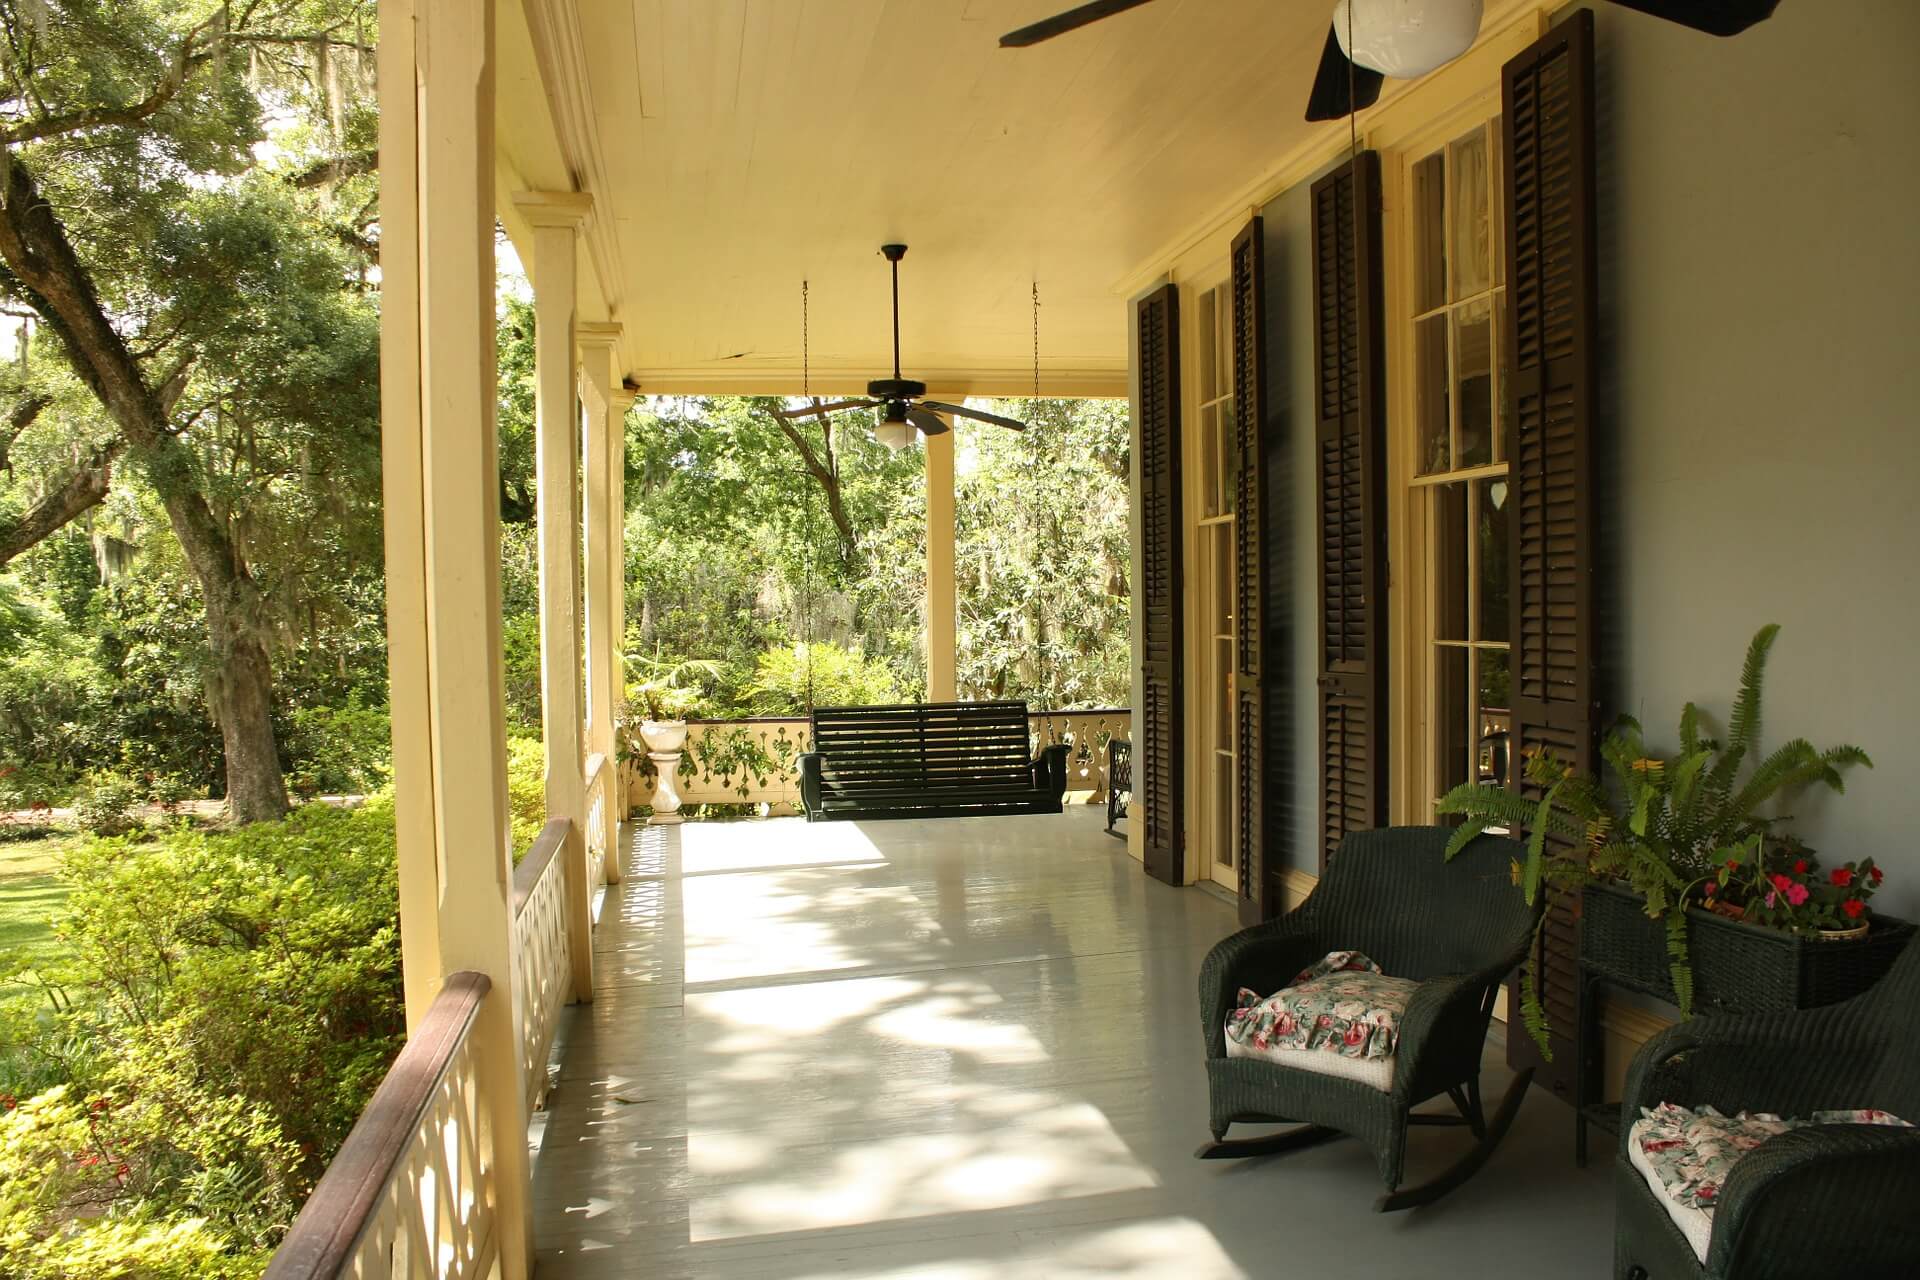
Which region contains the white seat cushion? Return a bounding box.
[1627,1102,1913,1264]
[1222,950,1415,1094]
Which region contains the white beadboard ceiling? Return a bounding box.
[494,0,1337,395]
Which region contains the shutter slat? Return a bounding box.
[1230,217,1270,924]
[1311,152,1387,870]
[1137,283,1184,886]
[1500,9,1598,1104]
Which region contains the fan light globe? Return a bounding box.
[1332,0,1482,79]
[875,405,916,453]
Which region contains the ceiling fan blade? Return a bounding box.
[771,399,876,419]
[920,400,1028,433]
[1601,0,1779,37]
[906,407,950,436]
[999,0,1160,48]
[1304,21,1385,122]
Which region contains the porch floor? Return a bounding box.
[530,809,1611,1278]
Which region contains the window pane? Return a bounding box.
[1477,648,1512,787]
[1214,286,1231,399]
[1479,480,1510,643]
[1434,482,1468,642]
[1201,403,1220,518]
[1197,288,1217,403]
[1412,152,1446,314]
[1449,128,1491,301]
[1436,645,1471,804]
[1454,297,1493,468]
[1415,314,1450,476]
[1222,392,1239,515]
[1491,115,1506,286]
[1494,290,1511,462]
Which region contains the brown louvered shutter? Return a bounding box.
[1311,153,1387,870]
[1502,9,1599,1100]
[1230,218,1270,924]
[1136,283,1184,886]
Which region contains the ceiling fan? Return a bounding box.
[771,244,1028,453]
[999,0,1779,122]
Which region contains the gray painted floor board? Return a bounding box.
[530,810,1612,1277]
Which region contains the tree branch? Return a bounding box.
[0,391,48,473]
[0,438,122,568]
[291,148,377,189]
[2,12,222,146]
[765,402,857,565]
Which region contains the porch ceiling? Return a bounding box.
[496,0,1334,396]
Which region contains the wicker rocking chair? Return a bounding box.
[1614,935,1920,1280]
[1197,826,1541,1211]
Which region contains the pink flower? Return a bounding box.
[1785,882,1809,907]
[1765,890,1777,908]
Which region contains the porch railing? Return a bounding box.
[509,818,573,1112]
[262,972,497,1280]
[621,707,1132,815]
[583,752,616,887]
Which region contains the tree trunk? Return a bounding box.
[0,155,291,821]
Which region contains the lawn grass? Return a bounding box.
[0,833,77,957]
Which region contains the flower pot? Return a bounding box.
[1581,881,1913,1014]
[639,719,689,753]
[1819,922,1872,943]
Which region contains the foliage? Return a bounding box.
[1439,625,1872,1047]
[73,773,142,839]
[281,698,392,798]
[505,735,547,856]
[0,800,404,1272]
[624,648,722,723]
[1710,841,1885,934]
[747,641,900,715]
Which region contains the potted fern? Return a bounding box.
[1438,625,1906,1053]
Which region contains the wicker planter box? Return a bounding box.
[1581,880,1915,1014]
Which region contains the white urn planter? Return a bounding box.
[641,719,689,825]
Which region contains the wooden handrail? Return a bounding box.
[262,971,492,1280]
[510,817,569,918]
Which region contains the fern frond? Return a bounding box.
[1665,910,1694,1018]
[1520,916,1554,1059]
[1443,816,1495,861]
[1727,623,1779,757]
[1678,703,1701,760]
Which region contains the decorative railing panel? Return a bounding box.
[263,973,496,1280]
[622,709,1132,815]
[509,818,571,1111]
[584,753,612,889]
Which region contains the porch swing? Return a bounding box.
[784,272,1069,822]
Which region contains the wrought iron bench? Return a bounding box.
[797,701,1069,822]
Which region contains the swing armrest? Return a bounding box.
[797,752,823,818]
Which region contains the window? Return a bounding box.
[1405,116,1512,814]
[1192,280,1238,888]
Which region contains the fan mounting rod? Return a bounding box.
[881,243,907,380]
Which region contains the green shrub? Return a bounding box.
[74,772,142,838]
[0,801,405,1274]
[506,734,546,856]
[748,641,900,715]
[281,698,393,798]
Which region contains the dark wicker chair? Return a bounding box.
[1615,935,1920,1280]
[1197,825,1541,1211]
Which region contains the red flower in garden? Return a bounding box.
[1705,880,1718,897]
[1831,868,1854,887]
[1871,866,1884,884]
[1793,858,1808,875]
[1843,898,1866,920]
[1770,873,1792,893]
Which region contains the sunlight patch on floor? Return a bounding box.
[677,817,887,877]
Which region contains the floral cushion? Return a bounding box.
[1223,951,1415,1091]
[1628,1102,1913,1263]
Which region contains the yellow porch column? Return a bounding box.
[516,192,595,1005]
[605,380,635,838]
[924,421,957,701]
[378,0,533,1271]
[578,323,620,765]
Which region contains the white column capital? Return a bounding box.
[512,190,593,231]
[575,320,622,352]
